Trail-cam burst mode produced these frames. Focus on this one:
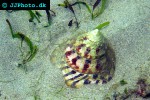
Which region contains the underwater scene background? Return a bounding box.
[0,0,150,100]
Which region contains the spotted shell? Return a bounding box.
[50,29,115,88]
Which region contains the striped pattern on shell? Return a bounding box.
[50,29,115,88]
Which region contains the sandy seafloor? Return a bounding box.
[0,0,150,100]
